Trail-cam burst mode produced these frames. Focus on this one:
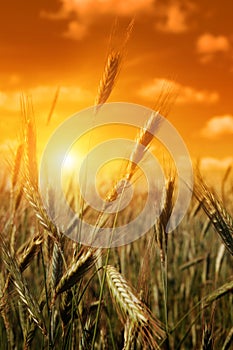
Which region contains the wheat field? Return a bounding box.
[0,29,233,350]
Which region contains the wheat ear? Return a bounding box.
[95,50,121,110]
[20,95,60,240]
[195,175,233,256]
[154,177,175,264]
[21,94,61,242]
[21,94,38,190]
[59,289,73,331]
[23,321,36,350]
[106,86,175,203]
[0,235,47,335]
[24,182,60,240]
[52,248,96,302]
[11,143,24,190]
[94,20,134,112]
[17,234,43,272]
[106,265,165,348]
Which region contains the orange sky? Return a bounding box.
[0,0,233,175]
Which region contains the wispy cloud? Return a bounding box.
[196,33,231,63]
[138,78,219,105]
[200,115,233,138]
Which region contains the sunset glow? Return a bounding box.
[0,0,233,181]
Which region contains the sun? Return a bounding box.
[62,150,84,174]
[63,153,76,171]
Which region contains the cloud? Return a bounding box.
[200,157,233,171]
[156,2,196,33]
[138,78,219,105]
[45,0,154,17]
[200,115,233,138]
[0,91,20,111]
[41,0,154,39]
[0,85,93,113]
[199,157,233,189]
[41,0,198,39]
[0,139,18,153]
[197,33,230,54]
[59,85,93,103]
[196,33,231,63]
[9,74,21,86]
[27,85,93,110]
[63,21,88,40]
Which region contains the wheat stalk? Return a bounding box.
[0,283,15,347]
[202,279,233,309]
[201,324,213,350]
[9,144,24,253]
[46,86,60,126]
[123,318,138,350]
[222,326,233,350]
